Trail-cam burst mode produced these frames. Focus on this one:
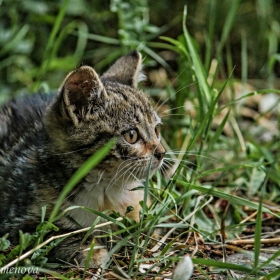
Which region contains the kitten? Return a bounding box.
[0,51,165,266]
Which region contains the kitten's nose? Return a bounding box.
[154,151,165,161]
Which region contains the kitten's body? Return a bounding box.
[0,51,165,265]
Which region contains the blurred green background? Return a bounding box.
[1,0,280,101]
[1,2,280,276]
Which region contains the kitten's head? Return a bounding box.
[45,51,165,181]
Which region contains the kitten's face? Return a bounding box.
[101,83,165,180]
[45,51,165,182]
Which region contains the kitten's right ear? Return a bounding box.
[58,66,107,125]
[101,50,145,88]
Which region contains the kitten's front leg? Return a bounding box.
[50,233,109,267]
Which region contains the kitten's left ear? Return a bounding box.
[101,50,145,88]
[58,66,107,125]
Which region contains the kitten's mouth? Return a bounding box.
[137,160,161,174]
[151,160,162,169]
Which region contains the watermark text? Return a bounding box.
[0,266,39,275]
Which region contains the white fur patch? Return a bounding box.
[68,170,144,228]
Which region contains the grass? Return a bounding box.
[1,0,280,279]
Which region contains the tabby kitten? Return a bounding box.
[0,51,165,266]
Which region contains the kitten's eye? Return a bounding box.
[124,130,138,144]
[155,125,161,138]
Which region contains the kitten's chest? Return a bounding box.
[68,171,143,227]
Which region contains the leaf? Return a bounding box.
[0,234,10,251]
[19,231,34,252]
[7,245,21,261]
[194,209,217,234]
[248,166,266,196]
[36,221,59,233]
[0,254,7,266]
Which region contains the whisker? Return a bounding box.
[164,158,198,167]
[53,147,88,156]
[161,114,188,117]
[163,159,198,175]
[105,160,134,192]
[160,106,186,114]
[165,149,222,156]
[121,163,147,193]
[155,65,187,111]
[165,152,218,162]
[160,163,168,175]
[155,81,197,113]
[108,165,136,193]
[106,157,151,193]
[122,163,140,187]
[160,161,179,178]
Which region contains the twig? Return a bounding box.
[151,196,213,252]
[240,210,258,224]
[227,237,280,245]
[1,217,123,271]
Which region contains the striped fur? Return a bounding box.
[0,51,165,266]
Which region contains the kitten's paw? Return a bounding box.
[88,247,108,266]
[79,240,109,267]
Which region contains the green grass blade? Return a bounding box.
[0,25,30,57]
[241,30,248,86]
[204,0,217,71]
[197,162,265,178]
[48,139,116,222]
[176,181,279,218]
[217,89,280,113]
[35,267,70,280]
[81,207,125,228]
[141,45,174,74]
[173,76,230,180]
[251,249,280,274]
[83,32,120,45]
[146,41,179,52]
[33,0,70,88]
[263,267,280,279]
[218,0,241,53]
[73,22,89,58]
[253,177,267,274]
[160,36,189,57]
[128,166,153,275]
[183,6,211,112]
[254,194,262,273]
[207,108,231,153]
[52,21,88,63]
[192,258,263,275]
[83,240,95,280]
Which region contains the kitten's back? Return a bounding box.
[0,94,53,153]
